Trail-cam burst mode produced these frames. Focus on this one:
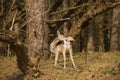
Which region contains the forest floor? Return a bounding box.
[0,52,120,80]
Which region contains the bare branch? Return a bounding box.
[68,1,120,38]
[19,9,50,29]
[10,10,18,31]
[50,3,89,15]
[7,0,16,17]
[47,18,70,23]
[50,0,92,33]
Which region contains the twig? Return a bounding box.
[47,18,70,23]
[10,10,17,31]
[7,0,16,17]
[50,3,89,15]
[19,9,50,29]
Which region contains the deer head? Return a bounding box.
[57,30,75,41]
[57,30,75,48]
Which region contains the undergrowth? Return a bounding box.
[0,52,120,80]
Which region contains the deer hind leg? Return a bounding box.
[55,52,59,67]
[69,48,76,68]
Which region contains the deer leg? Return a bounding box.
[69,48,76,68]
[63,49,66,68]
[55,52,59,66]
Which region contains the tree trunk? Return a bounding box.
[63,0,69,37]
[103,10,112,52]
[110,1,120,51]
[0,0,39,76]
[86,19,95,53]
[0,42,6,56]
[0,31,36,76]
[11,44,33,75]
[94,15,105,52]
[80,28,88,53]
[25,0,50,59]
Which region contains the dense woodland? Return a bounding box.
[0,0,120,79]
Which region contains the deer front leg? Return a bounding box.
[55,52,59,67]
[63,49,66,68]
[69,48,76,69]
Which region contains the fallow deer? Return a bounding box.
[50,30,76,69]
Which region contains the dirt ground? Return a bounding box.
[0,52,120,80]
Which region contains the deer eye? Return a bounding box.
[65,39,68,41]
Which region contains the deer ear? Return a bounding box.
[57,30,65,40]
[67,37,75,41]
[57,30,60,36]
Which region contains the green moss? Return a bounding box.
[103,68,115,74]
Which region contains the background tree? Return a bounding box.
[103,10,112,52]
[94,15,105,52]
[110,0,120,51]
[86,19,95,53]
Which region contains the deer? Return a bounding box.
[50,30,76,69]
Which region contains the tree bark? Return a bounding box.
[110,2,120,51]
[103,10,112,52]
[11,44,33,75]
[94,15,104,52]
[63,0,69,36]
[0,42,6,56]
[26,0,50,59]
[86,19,95,53]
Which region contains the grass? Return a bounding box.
[0,52,120,80]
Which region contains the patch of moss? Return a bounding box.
[103,68,115,74]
